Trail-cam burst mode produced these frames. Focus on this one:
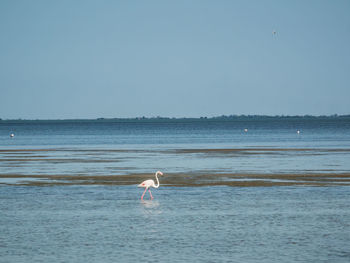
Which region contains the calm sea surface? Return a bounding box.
[1,118,350,176]
[1,118,350,262]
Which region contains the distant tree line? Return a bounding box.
[1,114,350,122]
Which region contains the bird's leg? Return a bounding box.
[148,189,153,200]
[141,188,147,200]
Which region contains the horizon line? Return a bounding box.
[1,114,350,121]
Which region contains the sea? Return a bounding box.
[1,117,350,262]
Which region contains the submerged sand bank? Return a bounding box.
[1,147,350,186]
[1,172,350,187]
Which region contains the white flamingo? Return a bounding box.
[138,171,163,200]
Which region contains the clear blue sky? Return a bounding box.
[1,0,349,119]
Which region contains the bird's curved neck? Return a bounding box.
[154,172,160,188]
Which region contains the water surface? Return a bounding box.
[1,118,350,262]
[1,185,349,262]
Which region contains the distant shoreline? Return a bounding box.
[1,114,350,122]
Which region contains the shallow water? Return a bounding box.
[1,118,350,261]
[1,118,350,178]
[1,185,349,262]
[1,147,350,179]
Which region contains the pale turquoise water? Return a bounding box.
[1,118,350,177]
[1,185,349,262]
[1,118,350,262]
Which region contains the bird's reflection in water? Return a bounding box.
[140,200,162,216]
[141,200,160,208]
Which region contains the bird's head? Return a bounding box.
[156,171,163,176]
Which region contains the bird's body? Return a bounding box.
[138,179,157,189]
[138,171,163,200]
